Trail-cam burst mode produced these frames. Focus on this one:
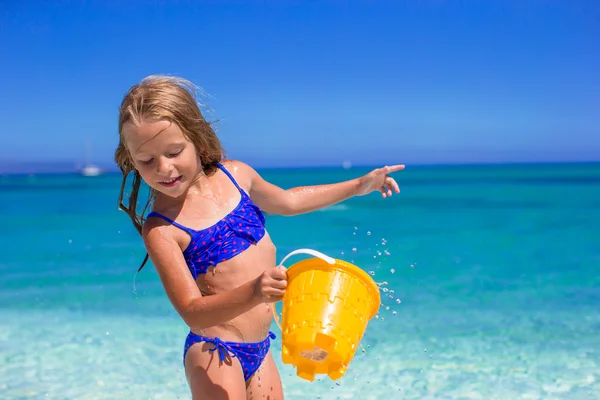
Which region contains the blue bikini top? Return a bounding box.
[146,163,266,279]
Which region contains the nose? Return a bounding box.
[156,157,173,175]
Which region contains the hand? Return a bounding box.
[356,164,405,198]
[253,265,288,303]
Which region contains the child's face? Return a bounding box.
[122,119,201,198]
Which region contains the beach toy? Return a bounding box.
[274,249,381,382]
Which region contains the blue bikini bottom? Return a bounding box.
[183,331,276,381]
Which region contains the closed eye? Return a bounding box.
[168,149,183,158]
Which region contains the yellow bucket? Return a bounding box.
[275,249,381,382]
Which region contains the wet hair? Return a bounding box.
[115,75,225,271]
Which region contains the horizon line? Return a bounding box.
[1,159,599,177]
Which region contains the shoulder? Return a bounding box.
[220,159,259,190]
[221,159,257,175]
[142,215,178,250]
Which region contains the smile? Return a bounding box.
[159,176,182,187]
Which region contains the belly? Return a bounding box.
[195,232,278,342]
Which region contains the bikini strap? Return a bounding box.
[146,211,196,234]
[217,162,244,194]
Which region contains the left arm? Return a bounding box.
[253,173,360,216]
[232,161,404,216]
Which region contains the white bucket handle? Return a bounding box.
[272,248,336,331]
[279,248,336,266]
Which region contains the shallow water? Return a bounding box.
[1,163,599,399]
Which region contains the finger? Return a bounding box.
[273,266,287,280]
[266,273,287,287]
[272,279,287,290]
[384,164,405,174]
[264,294,283,303]
[379,186,387,198]
[269,294,284,302]
[380,182,393,196]
[385,176,400,193]
[267,285,286,296]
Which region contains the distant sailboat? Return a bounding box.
[80,164,103,177]
[79,138,103,176]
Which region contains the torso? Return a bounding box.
[151,161,277,342]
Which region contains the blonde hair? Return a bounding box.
[115,75,225,236]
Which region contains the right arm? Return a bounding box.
[142,221,276,331]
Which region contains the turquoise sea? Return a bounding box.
[1,163,599,399]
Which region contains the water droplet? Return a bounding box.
[368,270,375,276]
[352,248,357,252]
[390,268,395,274]
[384,250,391,256]
[392,311,397,315]
[354,227,358,230]
[367,231,371,236]
[396,299,401,304]
[106,332,110,335]
[410,264,415,268]
[382,288,389,292]
[68,239,72,244]
[385,306,390,310]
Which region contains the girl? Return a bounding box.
[115,75,404,400]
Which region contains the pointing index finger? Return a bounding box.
[384,164,405,174]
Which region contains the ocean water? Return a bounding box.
[1,163,599,400]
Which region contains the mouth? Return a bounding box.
[158,176,182,188]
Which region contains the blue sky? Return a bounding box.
[1,1,598,170]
